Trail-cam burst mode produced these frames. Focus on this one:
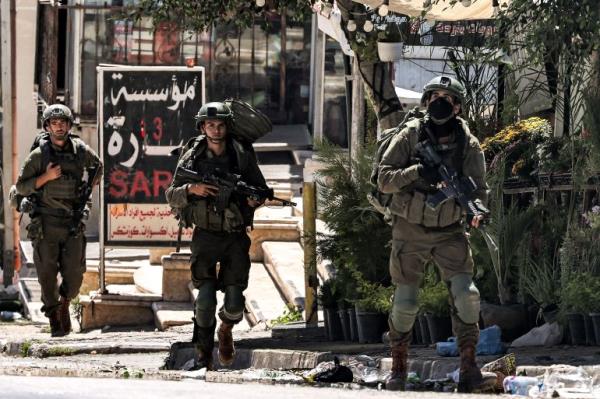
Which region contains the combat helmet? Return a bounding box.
[195,102,233,129]
[420,76,466,107]
[42,104,74,128]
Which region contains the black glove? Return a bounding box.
[417,163,442,185]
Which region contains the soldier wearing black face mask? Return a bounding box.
[377,76,491,393]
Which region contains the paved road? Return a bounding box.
[0,375,511,399]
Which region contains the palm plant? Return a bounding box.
[315,140,391,287]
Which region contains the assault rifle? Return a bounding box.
[174,166,296,211]
[172,167,296,252]
[415,140,499,258]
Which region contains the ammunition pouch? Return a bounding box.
[26,217,44,241]
[181,200,244,233]
[389,190,462,228]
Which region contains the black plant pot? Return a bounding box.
[348,308,359,342]
[590,312,600,345]
[542,304,559,324]
[419,314,432,345]
[566,313,586,346]
[412,317,423,345]
[584,314,597,346]
[324,307,343,341]
[355,308,388,344]
[425,314,453,344]
[338,309,351,341]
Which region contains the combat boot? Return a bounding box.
[457,345,495,393]
[194,347,214,371]
[384,328,412,391]
[385,340,409,391]
[59,297,72,335]
[191,318,215,371]
[217,321,235,366]
[48,310,65,337]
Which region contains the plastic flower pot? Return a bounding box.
[377,41,404,62]
[347,307,359,342]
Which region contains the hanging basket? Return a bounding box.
[377,41,404,62]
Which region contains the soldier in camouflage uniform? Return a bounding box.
[166,102,267,370]
[15,104,103,337]
[378,77,489,393]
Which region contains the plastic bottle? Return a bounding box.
[503,375,540,395]
[0,311,22,321]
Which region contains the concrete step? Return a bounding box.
[261,241,305,312]
[134,265,163,295]
[248,217,300,262]
[79,290,162,330]
[152,301,193,330]
[18,277,46,324]
[82,261,148,295]
[187,282,251,332]
[244,263,288,325]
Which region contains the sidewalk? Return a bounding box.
[1,320,599,390]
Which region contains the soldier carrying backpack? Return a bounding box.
[376,77,494,393]
[12,104,103,337]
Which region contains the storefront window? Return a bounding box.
[77,5,310,126]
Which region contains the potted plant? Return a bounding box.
[376,17,406,62]
[560,272,594,345]
[560,213,600,345]
[315,140,393,341]
[318,278,343,341]
[419,270,452,344]
[353,276,393,343]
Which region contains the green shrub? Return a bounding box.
[318,278,341,309]
[560,272,600,314]
[418,267,450,317]
[354,277,393,314]
[270,305,303,327]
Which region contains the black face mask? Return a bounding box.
[428,97,455,125]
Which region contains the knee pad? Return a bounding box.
[195,281,217,327]
[449,273,480,325]
[390,284,419,333]
[220,285,245,322]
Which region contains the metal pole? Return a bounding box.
[309,14,325,142]
[303,181,318,327]
[350,57,365,162]
[1,0,18,286]
[97,69,106,294]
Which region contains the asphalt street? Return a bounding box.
[0,375,512,399]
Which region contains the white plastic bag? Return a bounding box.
[510,322,563,347]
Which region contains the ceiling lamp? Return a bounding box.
[378,0,389,17]
[347,18,357,32]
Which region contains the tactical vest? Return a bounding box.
[180,142,245,233]
[388,118,469,228]
[40,136,86,202]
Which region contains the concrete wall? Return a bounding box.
[15,0,38,169]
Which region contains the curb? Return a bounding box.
[0,364,182,381]
[2,340,171,358]
[166,341,333,370]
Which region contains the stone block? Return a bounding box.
[79,293,158,330]
[149,248,175,265]
[152,301,194,330]
[162,252,192,302]
[134,265,163,295]
[249,220,300,261]
[80,267,135,295]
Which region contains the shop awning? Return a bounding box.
[353,0,510,21]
